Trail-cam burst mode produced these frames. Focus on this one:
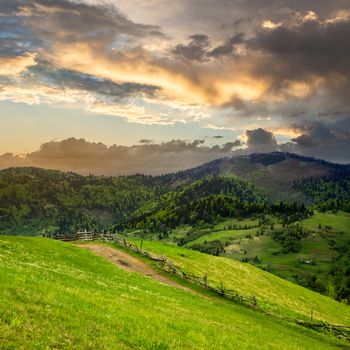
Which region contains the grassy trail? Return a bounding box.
[81,243,200,295]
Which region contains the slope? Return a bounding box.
[127,239,350,325]
[123,175,266,231]
[0,236,346,349]
[167,152,350,202]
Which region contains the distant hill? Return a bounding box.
[0,167,170,235]
[122,175,270,232]
[162,152,350,202]
[0,152,349,235]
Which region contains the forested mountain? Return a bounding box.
[293,170,350,212]
[0,167,169,234]
[168,152,350,202]
[121,176,267,231]
[121,176,313,233]
[0,152,349,235]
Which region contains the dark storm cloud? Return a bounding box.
[0,0,162,58]
[250,16,350,103]
[274,117,350,163]
[208,33,245,58]
[254,19,350,75]
[0,138,239,175]
[246,128,278,152]
[27,64,159,99]
[292,122,336,148]
[291,118,350,148]
[171,34,210,62]
[28,0,162,44]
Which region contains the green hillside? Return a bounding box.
[124,176,268,231]
[0,154,349,303]
[126,239,350,325]
[1,236,346,349]
[0,167,170,235]
[141,211,349,303]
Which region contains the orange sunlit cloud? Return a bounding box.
[0,53,37,76]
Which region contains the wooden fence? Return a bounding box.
[53,231,94,242]
[54,232,350,341]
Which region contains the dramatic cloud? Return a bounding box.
[1,0,350,162]
[246,128,278,152]
[0,54,37,76]
[172,34,210,62]
[292,122,336,148]
[0,138,240,175]
[208,33,245,58]
[251,13,350,104]
[1,125,349,176]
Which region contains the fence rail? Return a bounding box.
[53,231,95,242]
[54,232,350,342]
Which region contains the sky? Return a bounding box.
[0,0,350,174]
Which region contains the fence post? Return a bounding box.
[220,282,225,296]
[203,273,208,288]
[252,295,257,308]
[140,240,143,251]
[310,306,314,322]
[123,237,128,247]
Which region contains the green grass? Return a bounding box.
[301,211,350,233]
[0,236,347,349]
[186,228,257,246]
[214,217,260,230]
[129,239,350,325]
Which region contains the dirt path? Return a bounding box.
[80,243,203,296]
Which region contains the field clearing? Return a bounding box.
[186,228,256,246]
[301,211,350,233]
[214,217,260,230]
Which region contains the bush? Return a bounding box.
[271,224,308,253]
[191,240,225,256]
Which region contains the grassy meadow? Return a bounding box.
[0,236,347,349]
[127,239,350,325]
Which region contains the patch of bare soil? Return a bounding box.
[80,244,205,297]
